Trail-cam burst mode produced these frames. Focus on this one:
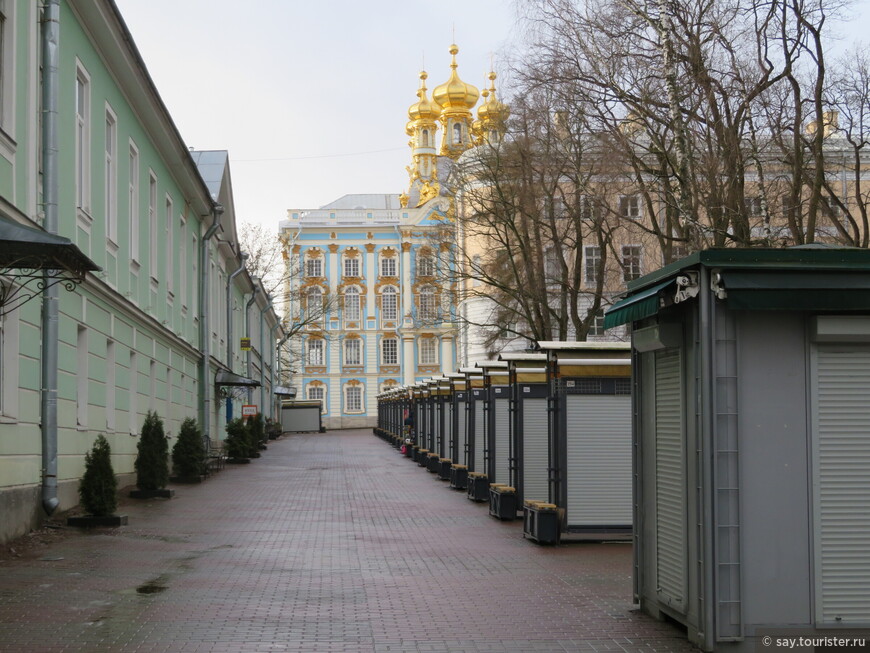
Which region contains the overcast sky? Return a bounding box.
[113,0,867,233]
[113,0,521,230]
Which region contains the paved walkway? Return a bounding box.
[0,430,697,653]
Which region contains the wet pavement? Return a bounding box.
[0,429,697,652]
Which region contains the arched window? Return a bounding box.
[421,129,430,147]
[381,286,397,321]
[419,286,437,322]
[453,122,462,143]
[344,286,360,321]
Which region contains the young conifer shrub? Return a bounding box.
[135,411,169,491]
[172,417,205,478]
[224,418,250,460]
[79,435,118,516]
[248,413,265,456]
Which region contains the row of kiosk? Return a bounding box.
[374,341,633,544]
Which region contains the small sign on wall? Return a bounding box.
[242,405,258,417]
[240,338,251,351]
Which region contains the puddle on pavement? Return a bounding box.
[135,581,167,595]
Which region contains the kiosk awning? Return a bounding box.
[604,279,675,329]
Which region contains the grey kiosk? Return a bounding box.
[605,247,870,652]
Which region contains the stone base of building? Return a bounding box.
[322,416,377,431]
[0,473,136,546]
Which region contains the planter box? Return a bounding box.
[170,475,205,484]
[129,488,175,499]
[438,458,453,480]
[67,514,128,528]
[466,472,489,501]
[416,449,430,466]
[449,465,468,490]
[489,485,518,520]
[523,501,561,545]
[427,453,441,473]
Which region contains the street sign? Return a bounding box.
[241,405,257,417]
[240,338,251,351]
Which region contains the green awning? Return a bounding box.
[604,279,675,329]
[723,271,870,310]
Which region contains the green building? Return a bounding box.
[0,0,283,543]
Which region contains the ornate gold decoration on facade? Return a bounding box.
[305,367,327,375]
[306,247,323,259]
[347,379,362,387]
[416,180,440,206]
[344,247,360,258]
[380,366,400,375]
[328,243,339,253]
[399,192,409,208]
[291,244,300,254]
[364,243,376,253]
[401,242,412,252]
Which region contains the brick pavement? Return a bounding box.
[0,430,698,653]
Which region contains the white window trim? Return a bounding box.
[344,338,361,366]
[621,244,643,282]
[75,62,92,221]
[585,245,601,285]
[381,286,398,323]
[619,194,642,220]
[344,286,361,323]
[381,337,398,365]
[165,195,174,297]
[420,337,438,365]
[343,256,360,277]
[345,384,364,413]
[380,256,396,277]
[148,171,158,281]
[307,338,324,366]
[128,140,140,265]
[307,385,326,413]
[0,0,18,160]
[104,104,118,247]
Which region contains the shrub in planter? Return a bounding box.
[172,417,205,479]
[78,434,118,517]
[225,417,250,460]
[135,411,169,491]
[248,413,265,454]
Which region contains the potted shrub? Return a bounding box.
[248,413,265,456]
[225,417,251,463]
[131,411,174,498]
[171,417,206,483]
[68,435,127,527]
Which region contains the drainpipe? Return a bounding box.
[259,298,274,416]
[40,0,60,515]
[225,252,248,421]
[245,286,261,402]
[200,203,224,442]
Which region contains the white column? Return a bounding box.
[403,336,415,385]
[440,334,455,375]
[401,241,412,326]
[365,244,376,316]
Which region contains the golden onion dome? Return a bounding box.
[408,71,441,123]
[432,44,480,113]
[477,72,509,124]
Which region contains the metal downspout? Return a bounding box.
[698,266,716,649]
[245,287,260,403]
[200,204,223,442]
[225,253,248,421]
[259,299,273,416]
[40,0,60,515]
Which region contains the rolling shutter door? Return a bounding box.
[522,398,550,503]
[474,402,486,472]
[494,397,510,483]
[456,402,467,466]
[565,395,632,527]
[655,348,686,613]
[815,346,870,624]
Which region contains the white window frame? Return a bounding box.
[585,245,601,285]
[619,194,642,220]
[344,286,361,322]
[344,338,361,366]
[165,195,174,297]
[345,385,363,413]
[622,245,642,282]
[307,385,326,413]
[306,257,322,277]
[381,286,397,322]
[420,337,438,365]
[75,63,91,215]
[0,0,13,145]
[380,256,396,277]
[104,105,118,245]
[418,253,435,277]
[307,286,323,317]
[307,338,324,366]
[76,325,88,428]
[343,256,359,277]
[588,310,606,337]
[148,171,158,280]
[128,141,140,264]
[381,337,398,365]
[744,196,763,218]
[179,212,187,309]
[419,286,437,322]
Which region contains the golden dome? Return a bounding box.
[477,72,509,124]
[432,45,479,113]
[408,71,441,123]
